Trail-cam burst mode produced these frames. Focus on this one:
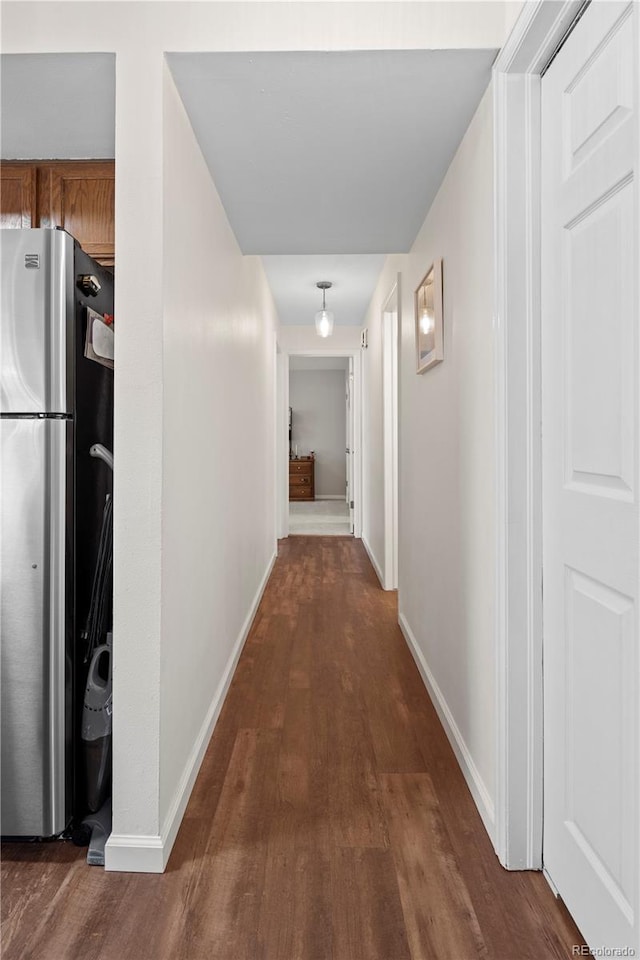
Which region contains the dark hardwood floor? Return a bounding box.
[1,536,584,960]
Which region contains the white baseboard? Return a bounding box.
[104,834,164,873]
[398,611,495,843]
[362,534,385,589]
[105,550,277,874]
[315,495,346,500]
[543,867,560,898]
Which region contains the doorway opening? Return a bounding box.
[277,349,362,540]
[0,52,116,856]
[288,355,352,536]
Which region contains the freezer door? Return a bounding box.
[0,229,74,414]
[0,417,70,836]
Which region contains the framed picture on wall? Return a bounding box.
[415,258,444,374]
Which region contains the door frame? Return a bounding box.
[492,0,594,870]
[347,356,355,534]
[382,280,400,590]
[276,344,289,541]
[277,347,363,540]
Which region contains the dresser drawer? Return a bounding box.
[289,485,313,499]
[289,474,312,486]
[289,460,313,475]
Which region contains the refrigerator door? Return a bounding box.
[0,229,74,415]
[0,417,70,836]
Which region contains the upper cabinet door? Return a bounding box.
[0,163,37,228]
[44,161,115,268]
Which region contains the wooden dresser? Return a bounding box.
[289,457,315,501]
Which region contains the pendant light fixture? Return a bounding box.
[315,281,334,338]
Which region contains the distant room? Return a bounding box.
[288,356,352,536]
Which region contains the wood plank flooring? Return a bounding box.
[1,536,584,960]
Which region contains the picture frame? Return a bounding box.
[415,258,444,374]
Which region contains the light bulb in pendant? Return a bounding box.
[315,282,334,337]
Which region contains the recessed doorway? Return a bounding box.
[288,355,352,536]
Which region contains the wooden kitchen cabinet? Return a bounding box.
[0,163,37,227]
[43,162,115,267]
[1,160,115,268]
[289,456,315,501]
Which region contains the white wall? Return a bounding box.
[160,66,277,836]
[399,87,496,834]
[290,369,346,497]
[363,87,497,838]
[277,324,361,355]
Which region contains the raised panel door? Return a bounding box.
[542,2,638,951]
[45,162,115,267]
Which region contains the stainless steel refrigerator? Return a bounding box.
[0,228,114,837]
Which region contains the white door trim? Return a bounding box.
[492,0,588,870]
[382,279,400,590]
[276,347,289,540]
[280,347,363,539]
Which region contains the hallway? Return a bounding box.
[1,537,582,960]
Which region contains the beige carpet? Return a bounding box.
[289,499,351,536]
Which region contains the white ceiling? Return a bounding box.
[0,54,115,159]
[167,50,496,255]
[168,49,495,326]
[1,49,496,329]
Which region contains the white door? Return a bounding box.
[346,357,354,534]
[542,1,638,951]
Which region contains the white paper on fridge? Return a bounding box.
[84,308,114,370]
[92,317,114,361]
